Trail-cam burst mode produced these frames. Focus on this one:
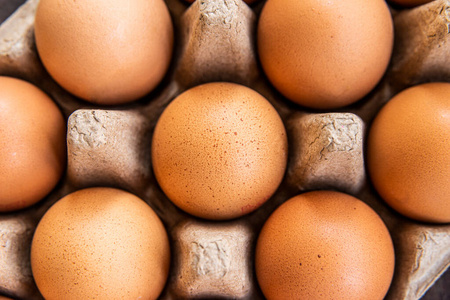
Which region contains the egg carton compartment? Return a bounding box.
[0,0,449,299]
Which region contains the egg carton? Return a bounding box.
[0,0,449,299]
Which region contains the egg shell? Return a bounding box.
[367,82,450,223]
[0,76,65,212]
[152,82,288,220]
[257,0,394,109]
[30,187,170,300]
[1,0,450,299]
[34,0,173,105]
[255,191,395,300]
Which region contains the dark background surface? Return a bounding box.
[0,0,448,299]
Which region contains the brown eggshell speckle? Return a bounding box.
[30,187,170,300]
[257,0,394,109]
[0,76,65,212]
[34,0,173,105]
[152,82,288,220]
[367,82,450,223]
[255,191,395,300]
[1,1,450,299]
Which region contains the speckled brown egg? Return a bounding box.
[152,82,288,220]
[255,191,395,300]
[0,76,65,212]
[31,187,170,300]
[34,0,173,105]
[257,0,394,109]
[367,82,450,223]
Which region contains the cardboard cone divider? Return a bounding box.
[0,0,449,299]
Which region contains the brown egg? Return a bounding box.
[34,0,173,105]
[0,76,65,212]
[257,0,394,109]
[255,191,395,300]
[152,82,288,220]
[31,187,170,300]
[388,0,434,7]
[367,83,450,223]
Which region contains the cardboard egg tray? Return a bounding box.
[0,0,449,299]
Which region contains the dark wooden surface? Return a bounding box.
[0,0,448,299]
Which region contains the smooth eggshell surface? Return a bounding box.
[0,76,65,212]
[34,0,173,105]
[30,187,170,300]
[367,82,450,223]
[152,82,288,220]
[255,191,395,300]
[257,0,393,109]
